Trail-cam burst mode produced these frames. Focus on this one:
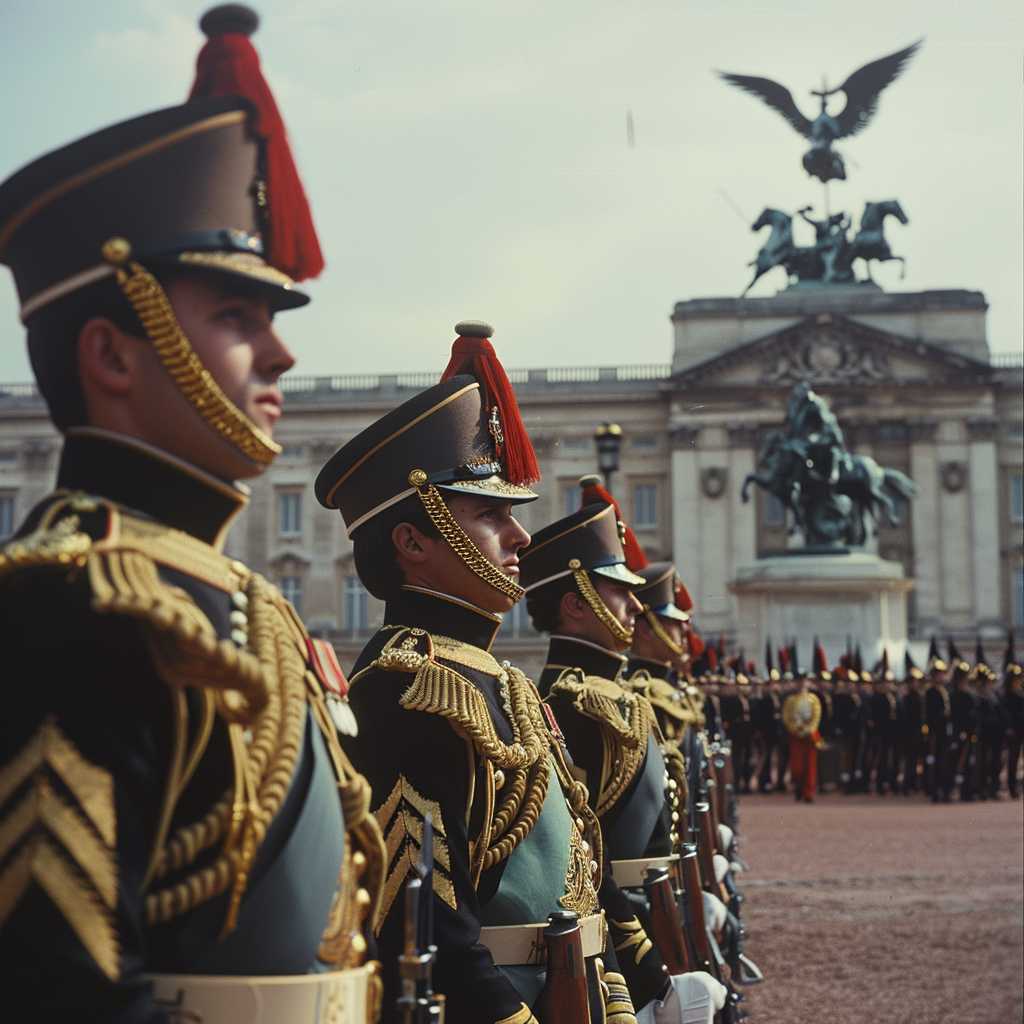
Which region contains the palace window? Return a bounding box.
[344,575,369,636]
[631,434,658,450]
[561,482,581,517]
[1010,472,1023,524]
[280,575,303,614]
[632,483,658,529]
[278,489,302,537]
[0,492,14,539]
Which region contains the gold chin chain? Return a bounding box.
[102,238,281,467]
[572,566,633,645]
[643,607,683,657]
[412,477,525,602]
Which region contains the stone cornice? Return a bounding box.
[966,418,999,443]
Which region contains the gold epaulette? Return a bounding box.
[625,671,696,725]
[548,669,655,817]
[369,628,548,771]
[366,628,555,902]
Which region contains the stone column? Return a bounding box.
[908,420,940,632]
[697,427,730,618]
[935,420,972,620]
[670,425,701,589]
[728,425,758,574]
[967,420,1002,628]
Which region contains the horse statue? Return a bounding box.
[847,199,909,281]
[743,208,834,295]
[742,383,917,549]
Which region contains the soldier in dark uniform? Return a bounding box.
[974,651,1005,800]
[720,667,755,795]
[811,641,838,793]
[753,648,783,793]
[0,8,385,1022]
[624,561,699,747]
[832,665,860,793]
[924,639,954,802]
[949,652,979,802]
[870,657,900,795]
[899,652,926,795]
[1002,639,1024,799]
[315,323,643,1024]
[521,497,735,1020]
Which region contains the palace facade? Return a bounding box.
[2,286,1021,677]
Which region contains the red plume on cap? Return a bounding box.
[578,475,647,570]
[813,637,829,675]
[707,644,719,671]
[189,5,324,280]
[689,631,706,658]
[441,324,540,486]
[778,645,790,672]
[676,580,694,613]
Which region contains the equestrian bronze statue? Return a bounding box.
[741,383,916,548]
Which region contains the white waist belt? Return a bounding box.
[147,963,376,1024]
[611,854,679,888]
[479,911,607,966]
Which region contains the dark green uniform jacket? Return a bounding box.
[539,635,678,1008]
[0,431,377,1023]
[343,588,633,1024]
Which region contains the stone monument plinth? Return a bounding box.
[730,553,913,669]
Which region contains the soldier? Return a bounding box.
[948,646,979,802]
[625,560,700,746]
[973,643,1005,800]
[0,7,385,1021]
[753,649,783,793]
[869,654,900,795]
[811,641,838,793]
[832,664,861,793]
[1002,636,1024,799]
[924,638,954,803]
[315,322,642,1023]
[521,493,736,1019]
[782,672,822,803]
[899,651,927,795]
[721,663,755,796]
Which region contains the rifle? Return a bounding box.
[397,815,445,1024]
[694,801,720,901]
[643,866,694,974]
[677,844,741,1024]
[535,910,591,1024]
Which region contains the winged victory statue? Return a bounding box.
[719,40,923,184]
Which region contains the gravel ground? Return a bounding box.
[732,793,1023,1024]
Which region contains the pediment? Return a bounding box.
[673,314,992,390]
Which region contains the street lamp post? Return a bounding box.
[594,422,623,493]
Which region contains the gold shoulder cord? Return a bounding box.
[411,475,524,602]
[642,607,684,657]
[571,563,633,645]
[549,670,654,817]
[101,238,280,467]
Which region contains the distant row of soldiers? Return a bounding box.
[691,637,1024,803]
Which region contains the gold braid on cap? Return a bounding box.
[571,563,633,645]
[102,238,281,466]
[642,607,684,657]
[411,475,525,602]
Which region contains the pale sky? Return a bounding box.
[1,0,1021,383]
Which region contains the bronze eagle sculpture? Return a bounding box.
[719,39,923,183]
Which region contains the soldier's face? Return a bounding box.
[125,274,295,479]
[594,578,643,652]
[400,493,530,613]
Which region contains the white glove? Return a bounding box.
[635,972,728,1024]
[730,860,744,875]
[702,890,727,933]
[717,823,734,850]
[712,852,730,884]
